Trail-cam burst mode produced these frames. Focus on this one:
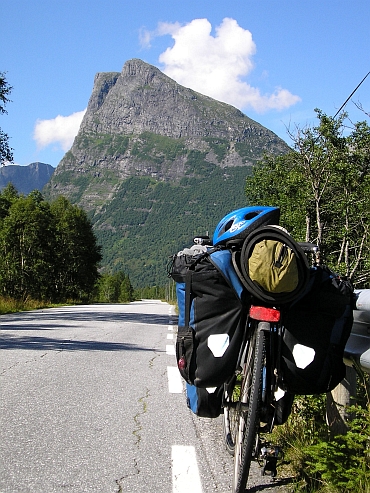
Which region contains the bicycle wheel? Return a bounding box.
[232,322,268,493]
[223,374,241,455]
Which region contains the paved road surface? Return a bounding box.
[0,301,293,492]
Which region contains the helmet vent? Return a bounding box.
[244,212,259,220]
[222,219,234,233]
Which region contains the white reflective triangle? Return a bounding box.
[292,344,315,369]
[207,334,230,357]
[274,387,286,402]
[206,387,217,393]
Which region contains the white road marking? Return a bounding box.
[172,445,203,493]
[166,344,175,356]
[167,366,183,393]
[167,333,174,340]
[168,325,173,330]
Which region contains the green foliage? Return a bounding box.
[245,110,370,287]
[131,132,186,163]
[204,137,229,162]
[92,167,252,287]
[76,132,130,156]
[235,141,263,163]
[0,296,57,314]
[270,395,328,456]
[270,377,370,493]
[0,72,13,164]
[93,271,134,303]
[50,196,102,301]
[185,150,216,175]
[0,189,101,302]
[301,405,370,492]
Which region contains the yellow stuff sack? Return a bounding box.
[248,240,299,293]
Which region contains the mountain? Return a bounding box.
[1,162,55,195]
[44,59,290,287]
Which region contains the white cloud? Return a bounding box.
[33,109,86,151]
[139,21,181,49]
[154,18,300,113]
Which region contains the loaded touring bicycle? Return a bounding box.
[169,206,354,492]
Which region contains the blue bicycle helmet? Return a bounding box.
[213,206,280,246]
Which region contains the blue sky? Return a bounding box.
[2,0,370,167]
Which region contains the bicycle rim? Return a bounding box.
[223,375,241,455]
[232,323,267,493]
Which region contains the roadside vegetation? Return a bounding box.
[0,184,102,304]
[245,109,370,287]
[270,376,370,493]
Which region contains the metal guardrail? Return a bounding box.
[344,289,370,374]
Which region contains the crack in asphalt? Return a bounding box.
[132,388,150,447]
[115,458,140,492]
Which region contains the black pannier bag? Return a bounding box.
[280,265,354,395]
[169,248,248,389]
[185,383,224,418]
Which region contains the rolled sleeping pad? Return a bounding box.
[232,225,310,304]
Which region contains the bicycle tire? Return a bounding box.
[232,322,268,493]
[223,375,241,455]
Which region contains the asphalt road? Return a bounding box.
[0,301,293,492]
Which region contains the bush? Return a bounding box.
[269,385,370,493]
[301,404,370,492]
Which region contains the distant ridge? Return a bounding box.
[1,162,55,195]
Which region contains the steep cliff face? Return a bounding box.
[43,59,291,287]
[82,60,277,143]
[45,59,289,211]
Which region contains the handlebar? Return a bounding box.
[193,236,212,246]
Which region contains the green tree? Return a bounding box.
[245,110,370,287]
[119,274,134,302]
[0,190,102,302]
[95,271,134,303]
[0,183,19,218]
[0,192,55,300]
[96,274,119,302]
[50,196,102,301]
[0,72,13,164]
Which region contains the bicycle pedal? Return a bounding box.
[259,445,283,477]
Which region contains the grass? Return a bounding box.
[0,296,71,315]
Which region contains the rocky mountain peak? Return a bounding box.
[45,58,289,213]
[80,59,269,142]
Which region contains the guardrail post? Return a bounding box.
[326,365,357,436]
